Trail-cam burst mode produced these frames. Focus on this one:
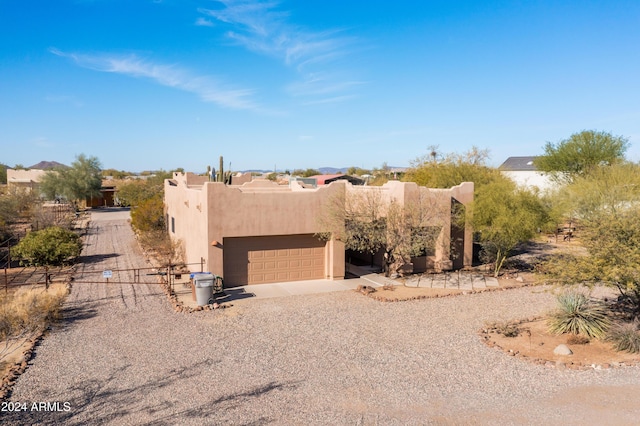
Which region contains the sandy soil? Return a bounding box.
[483,318,640,367]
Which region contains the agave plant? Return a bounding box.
[607,320,640,353]
[547,291,611,339]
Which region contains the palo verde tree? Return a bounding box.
[405,146,551,276]
[471,179,550,276]
[404,146,503,190]
[534,130,629,184]
[39,154,102,207]
[539,162,640,317]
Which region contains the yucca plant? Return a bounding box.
[547,291,611,339]
[607,320,640,353]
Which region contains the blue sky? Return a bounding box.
[2,0,640,173]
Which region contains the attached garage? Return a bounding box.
[223,234,326,286]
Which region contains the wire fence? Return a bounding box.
[3,260,209,296]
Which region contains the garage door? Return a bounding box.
[223,234,325,285]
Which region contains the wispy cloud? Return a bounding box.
[49,47,259,110]
[195,17,214,27]
[198,0,363,104]
[301,95,357,106]
[287,72,364,97]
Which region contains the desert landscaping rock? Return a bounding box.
[554,344,574,356]
[4,209,640,425]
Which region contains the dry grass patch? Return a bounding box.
[1,284,68,386]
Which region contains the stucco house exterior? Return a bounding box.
[6,168,48,193]
[165,172,474,287]
[499,156,554,193]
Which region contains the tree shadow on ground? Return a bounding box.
[4,360,300,425]
[58,303,99,329]
[75,253,120,265]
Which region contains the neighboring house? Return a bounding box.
[85,182,117,208]
[499,156,554,193]
[165,172,474,287]
[7,161,66,193]
[7,161,117,207]
[7,169,48,193]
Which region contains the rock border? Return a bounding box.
[363,281,531,303]
[159,279,232,314]
[0,334,44,401]
[479,316,640,371]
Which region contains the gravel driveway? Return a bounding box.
[6,209,640,425]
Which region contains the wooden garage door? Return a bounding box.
[223,235,325,286]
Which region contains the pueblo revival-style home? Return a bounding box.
[164,172,474,287]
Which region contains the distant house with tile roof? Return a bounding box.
[499,156,554,193]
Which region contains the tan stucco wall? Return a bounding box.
[165,172,474,282]
[164,173,211,272]
[7,169,47,192]
[205,179,345,279]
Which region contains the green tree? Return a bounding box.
[539,163,640,316]
[405,146,551,276]
[0,163,7,185]
[40,154,102,206]
[471,180,549,276]
[292,168,321,178]
[556,162,640,220]
[534,130,628,183]
[404,146,501,190]
[11,226,82,266]
[346,167,372,176]
[266,172,278,181]
[101,168,130,179]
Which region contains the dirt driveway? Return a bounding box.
[5,209,640,425]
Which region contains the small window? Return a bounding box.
[171,217,175,233]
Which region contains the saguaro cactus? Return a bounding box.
[217,156,224,182]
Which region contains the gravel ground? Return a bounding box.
[5,209,640,425]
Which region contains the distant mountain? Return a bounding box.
[237,166,407,175]
[318,167,346,174]
[28,160,68,170]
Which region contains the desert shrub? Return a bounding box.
[0,189,38,224]
[116,180,160,207]
[130,195,165,233]
[10,226,82,266]
[607,321,640,353]
[547,291,611,338]
[138,229,184,268]
[485,321,521,337]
